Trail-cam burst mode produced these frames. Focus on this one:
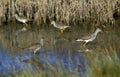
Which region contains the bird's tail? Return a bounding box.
[76,39,84,42]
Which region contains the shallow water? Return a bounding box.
[0,24,120,76]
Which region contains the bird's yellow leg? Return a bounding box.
[83,42,87,46]
[24,23,28,27]
[60,29,64,34]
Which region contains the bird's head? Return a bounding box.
[96,28,102,33]
[13,14,18,18]
[40,37,44,46]
[51,21,55,25]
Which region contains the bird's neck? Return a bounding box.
[40,39,44,46]
[94,30,100,36]
[15,15,20,20]
[52,22,58,27]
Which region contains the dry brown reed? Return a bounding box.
[0,0,119,26]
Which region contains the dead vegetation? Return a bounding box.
[0,0,120,26]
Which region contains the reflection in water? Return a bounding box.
[20,37,44,55]
[0,25,86,76]
[0,24,120,76]
[0,46,85,76]
[22,57,44,70]
[15,27,27,36]
[0,47,23,75]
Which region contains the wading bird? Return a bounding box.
[21,38,44,55]
[76,28,102,46]
[51,20,70,33]
[14,14,31,27]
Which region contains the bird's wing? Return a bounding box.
[81,34,92,40]
[56,22,69,28]
[18,16,31,22]
[62,25,70,28]
[21,43,40,50]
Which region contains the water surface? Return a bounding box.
[0,24,120,76]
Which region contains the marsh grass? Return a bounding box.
[0,0,120,26]
[0,1,120,76]
[85,46,120,77]
[14,69,80,77]
[3,46,120,77]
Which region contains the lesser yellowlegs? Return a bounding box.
[51,20,70,33]
[76,28,102,46]
[14,14,30,27]
[21,38,44,55]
